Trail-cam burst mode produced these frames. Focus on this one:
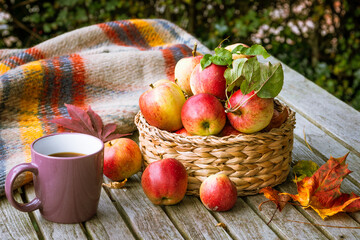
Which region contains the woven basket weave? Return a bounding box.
[135,101,296,196]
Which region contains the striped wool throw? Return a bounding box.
[0,19,210,196]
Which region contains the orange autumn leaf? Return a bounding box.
[260,153,360,220]
[288,153,360,219]
[102,178,127,189]
[259,187,292,212]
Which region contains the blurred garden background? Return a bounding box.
[1,0,359,110]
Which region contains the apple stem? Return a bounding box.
[109,141,112,147]
[225,91,257,113]
[192,43,197,57]
[149,83,155,89]
[217,36,230,48]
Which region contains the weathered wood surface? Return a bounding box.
[271,56,360,155]
[1,58,360,239]
[0,191,38,240]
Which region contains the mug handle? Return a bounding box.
[5,163,41,212]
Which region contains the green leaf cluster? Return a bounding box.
[225,57,283,99]
[201,48,233,69]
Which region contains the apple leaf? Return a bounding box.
[260,153,360,220]
[240,57,261,95]
[224,56,284,108]
[231,44,271,59]
[224,58,248,92]
[211,47,233,66]
[51,104,131,142]
[201,54,213,69]
[257,62,284,98]
[200,48,233,70]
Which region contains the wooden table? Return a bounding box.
[1,57,360,240]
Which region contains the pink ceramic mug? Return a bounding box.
[5,133,104,224]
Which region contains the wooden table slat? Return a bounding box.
[0,190,39,240]
[245,194,327,240]
[84,188,136,240]
[266,56,360,156]
[280,182,360,240]
[213,198,280,240]
[163,196,232,240]
[105,174,185,240]
[284,139,360,239]
[293,113,360,185]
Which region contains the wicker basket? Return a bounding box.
[135,100,296,196]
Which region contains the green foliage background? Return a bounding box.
[1,0,359,110]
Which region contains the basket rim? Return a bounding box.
[135,100,296,146]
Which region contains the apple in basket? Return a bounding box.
[139,79,186,132]
[141,158,188,205]
[263,107,288,132]
[175,54,203,96]
[226,89,274,133]
[190,63,228,100]
[103,138,142,181]
[217,122,241,137]
[175,128,192,136]
[200,173,237,211]
[181,93,226,136]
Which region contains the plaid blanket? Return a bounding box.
[0,19,210,196]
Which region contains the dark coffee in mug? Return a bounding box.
[5,132,104,224]
[49,152,86,157]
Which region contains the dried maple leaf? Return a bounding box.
[102,179,127,189]
[259,187,292,212]
[51,104,131,142]
[216,222,228,230]
[259,187,292,224]
[260,153,360,220]
[287,153,360,219]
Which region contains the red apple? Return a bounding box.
[263,107,288,132]
[181,93,226,136]
[104,138,142,181]
[200,173,237,211]
[218,122,241,137]
[190,63,227,100]
[141,158,188,205]
[174,55,203,96]
[226,90,274,133]
[139,79,186,132]
[175,128,192,136]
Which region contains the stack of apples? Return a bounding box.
[139,43,287,137]
[139,43,288,211]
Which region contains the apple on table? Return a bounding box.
[141,158,188,205]
[200,173,237,211]
[103,138,142,181]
